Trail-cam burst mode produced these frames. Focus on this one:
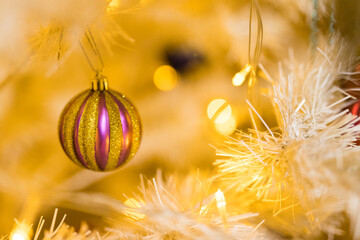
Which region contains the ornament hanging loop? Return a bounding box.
[232,0,263,89]
[92,70,109,91]
[79,29,104,72]
[79,28,109,90]
[79,28,108,90]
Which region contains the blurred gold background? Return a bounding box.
[0,0,359,238]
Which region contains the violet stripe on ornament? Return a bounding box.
[95,92,110,170]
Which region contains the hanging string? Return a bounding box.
[311,0,335,47]
[79,29,105,76]
[248,1,253,64]
[57,29,64,61]
[329,0,335,45]
[250,0,263,69]
[329,0,335,34]
[232,0,263,88]
[311,0,319,51]
[79,28,108,90]
[311,0,336,48]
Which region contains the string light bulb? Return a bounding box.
[215,189,228,227]
[215,115,237,135]
[10,222,31,240]
[232,64,253,87]
[215,189,226,210]
[11,232,28,240]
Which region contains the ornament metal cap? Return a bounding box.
[92,72,109,91]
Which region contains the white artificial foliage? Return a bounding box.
[216,39,360,238]
[106,172,264,240]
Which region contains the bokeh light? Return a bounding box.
[107,0,120,12]
[232,64,252,87]
[207,99,232,124]
[153,65,178,91]
[215,115,237,135]
[11,233,27,240]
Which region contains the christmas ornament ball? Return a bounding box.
[58,82,141,171]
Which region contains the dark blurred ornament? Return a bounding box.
[164,45,204,74]
[58,75,141,171]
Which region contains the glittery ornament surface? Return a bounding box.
[111,91,142,160]
[59,89,142,171]
[60,91,90,167]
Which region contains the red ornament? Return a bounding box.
[349,100,360,145]
[350,100,360,125]
[351,101,360,117]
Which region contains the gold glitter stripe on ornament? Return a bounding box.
[111,91,141,160]
[104,91,123,171]
[62,91,91,167]
[59,91,81,149]
[78,90,100,171]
